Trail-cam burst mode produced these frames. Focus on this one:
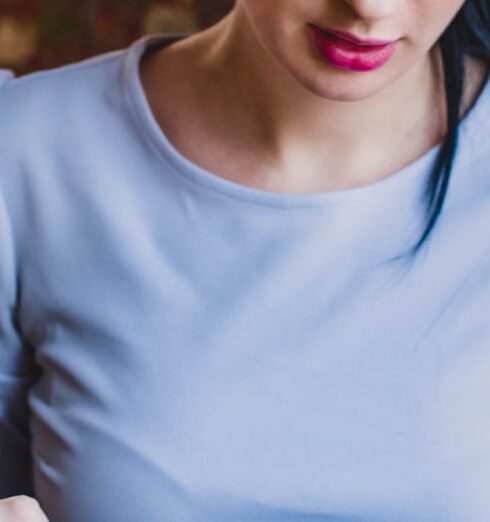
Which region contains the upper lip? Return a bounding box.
[310,24,396,47]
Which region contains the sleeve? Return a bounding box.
[0,70,39,499]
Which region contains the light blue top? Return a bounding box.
[1,34,490,521]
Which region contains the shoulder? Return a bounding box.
[0,47,129,144]
[0,69,14,88]
[0,43,139,239]
[0,42,139,208]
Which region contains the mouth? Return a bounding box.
[307,24,399,72]
[311,24,397,47]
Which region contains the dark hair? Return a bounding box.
[392,0,490,267]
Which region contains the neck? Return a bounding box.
[144,8,447,191]
[193,8,444,186]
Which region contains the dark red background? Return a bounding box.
[0,0,233,74]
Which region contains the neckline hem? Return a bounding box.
[123,33,490,210]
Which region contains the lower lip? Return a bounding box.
[309,25,398,72]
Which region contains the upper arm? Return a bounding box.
[0,69,38,499]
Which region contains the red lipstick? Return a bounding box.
[308,24,399,72]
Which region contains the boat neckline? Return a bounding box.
[123,33,490,209]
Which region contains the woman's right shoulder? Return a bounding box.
[0,69,14,89]
[0,45,137,217]
[0,47,130,153]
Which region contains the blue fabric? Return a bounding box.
[1,34,490,521]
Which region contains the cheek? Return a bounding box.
[240,0,285,24]
[240,2,308,62]
[240,0,312,38]
[418,0,466,45]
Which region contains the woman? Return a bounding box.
[1,0,490,520]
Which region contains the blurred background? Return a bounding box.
[0,0,234,74]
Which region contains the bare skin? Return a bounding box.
[0,495,49,521]
[140,9,490,195]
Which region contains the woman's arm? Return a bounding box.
[0,70,39,500]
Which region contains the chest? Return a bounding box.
[24,191,490,521]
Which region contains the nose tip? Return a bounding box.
[344,0,396,20]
